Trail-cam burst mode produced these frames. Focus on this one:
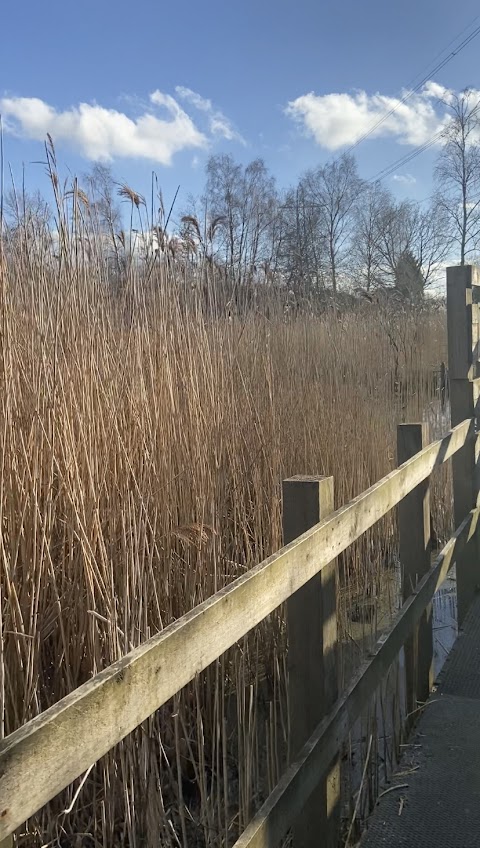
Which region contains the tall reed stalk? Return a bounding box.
[0,175,450,846]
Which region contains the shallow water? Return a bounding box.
[433,569,457,676]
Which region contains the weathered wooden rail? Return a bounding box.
[1,265,480,848]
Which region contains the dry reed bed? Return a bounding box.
[0,242,449,846]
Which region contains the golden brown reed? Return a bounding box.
[0,190,449,846]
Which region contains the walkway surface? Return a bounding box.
[362,593,480,847]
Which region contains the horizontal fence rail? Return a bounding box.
[0,417,475,842]
[232,506,480,848]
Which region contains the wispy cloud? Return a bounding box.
[174,87,213,113]
[0,88,243,164]
[285,82,458,150]
[392,173,417,185]
[175,86,246,145]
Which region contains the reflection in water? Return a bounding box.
[424,397,458,675]
[433,570,457,676]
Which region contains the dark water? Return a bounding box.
[433,569,457,676]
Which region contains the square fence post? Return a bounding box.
[283,475,339,848]
[447,265,480,625]
[397,423,433,717]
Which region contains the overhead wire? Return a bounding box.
[343,19,480,158]
[281,14,480,210]
[368,130,446,183]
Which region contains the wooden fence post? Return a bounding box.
[447,265,480,625]
[397,423,433,716]
[283,475,339,848]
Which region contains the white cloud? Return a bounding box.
[0,88,241,165]
[422,81,455,104]
[285,82,458,150]
[392,173,417,185]
[175,86,212,113]
[175,85,246,145]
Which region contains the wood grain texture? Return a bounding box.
[397,423,433,713]
[448,267,480,624]
[447,265,474,380]
[284,476,339,848]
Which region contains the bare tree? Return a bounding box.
[435,89,480,264]
[410,200,451,286]
[374,197,414,285]
[300,153,363,292]
[4,186,52,263]
[4,187,50,230]
[350,182,390,291]
[83,163,122,246]
[373,196,449,295]
[204,154,280,285]
[278,184,327,293]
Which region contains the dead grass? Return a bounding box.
[0,184,451,846]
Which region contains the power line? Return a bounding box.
[368,130,445,183]
[369,90,480,186]
[343,19,480,158]
[280,16,480,209]
[403,14,480,82]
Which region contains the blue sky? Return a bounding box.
[1,0,480,220]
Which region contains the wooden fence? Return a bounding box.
[1,265,480,848]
